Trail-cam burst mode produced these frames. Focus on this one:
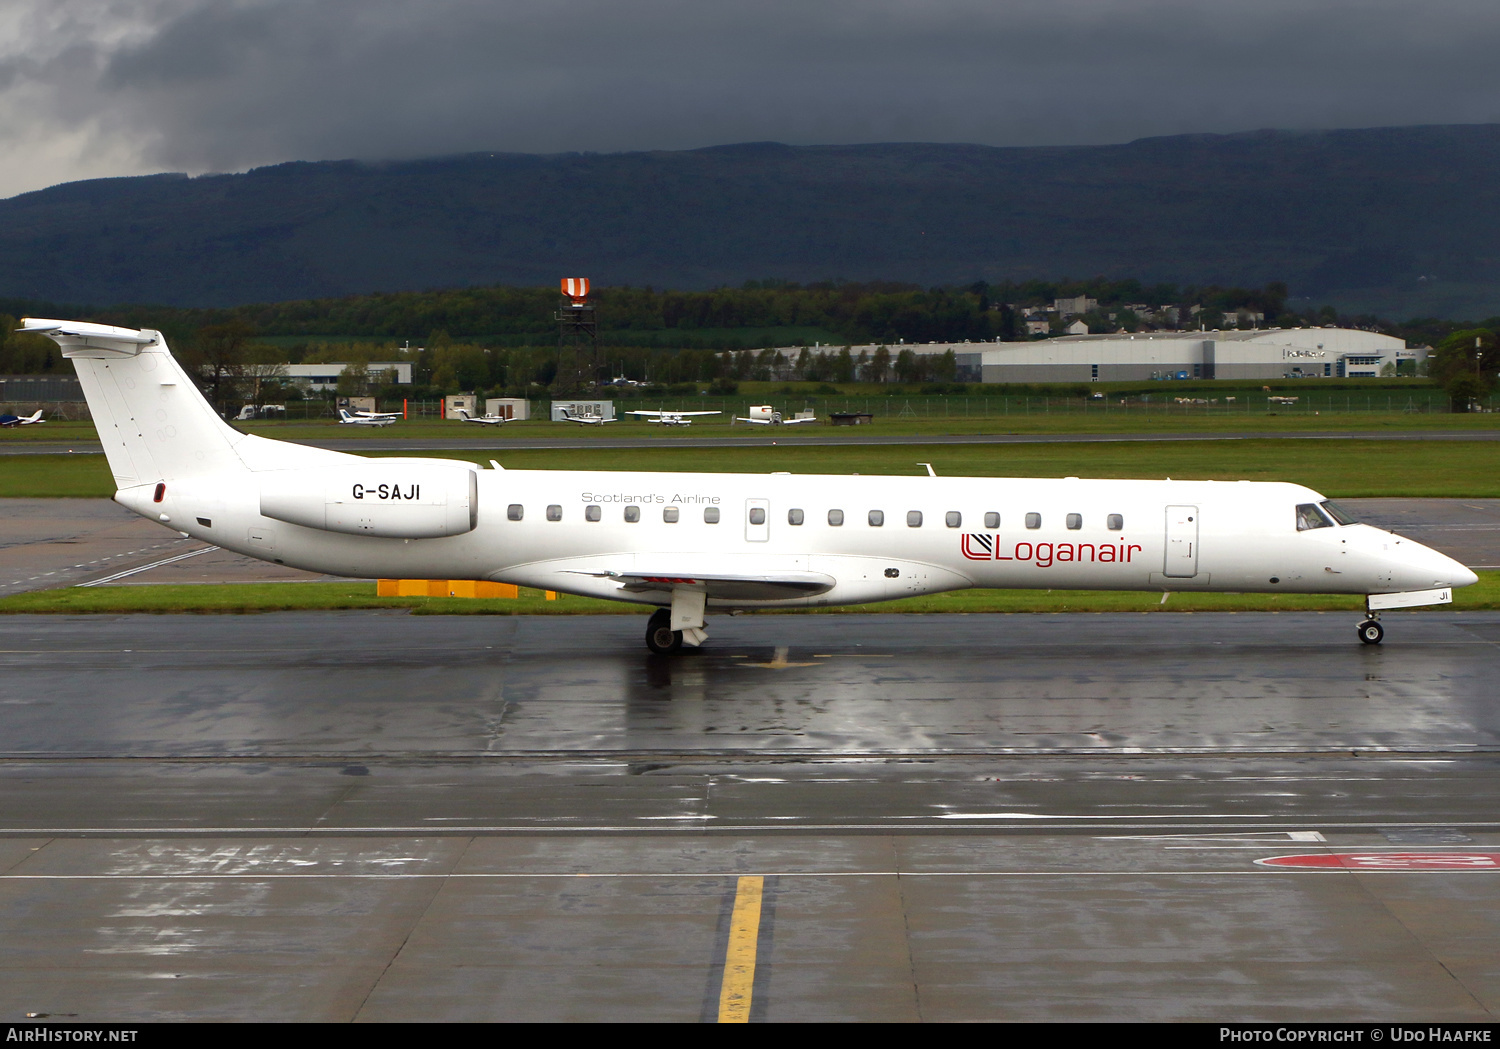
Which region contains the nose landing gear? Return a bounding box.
[1357,617,1384,645]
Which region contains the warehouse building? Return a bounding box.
[895,328,1418,383]
[282,362,413,390]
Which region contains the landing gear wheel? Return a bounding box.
[646,608,683,654]
[1357,620,1384,645]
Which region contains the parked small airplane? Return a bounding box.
[21,318,1479,655]
[353,408,401,421]
[558,405,613,425]
[626,409,722,426]
[338,408,396,427]
[457,408,506,426]
[0,409,44,427]
[735,405,815,426]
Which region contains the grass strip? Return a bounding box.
[2,574,1496,615]
[9,438,1500,498]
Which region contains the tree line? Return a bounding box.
[0,278,1297,349]
[2,279,1497,412]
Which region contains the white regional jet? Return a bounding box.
[22,318,1478,654]
[626,409,722,426]
[338,408,396,427]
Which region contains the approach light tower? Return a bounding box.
[556,277,599,394]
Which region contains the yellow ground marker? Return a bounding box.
[717,875,765,1023]
[377,580,518,598]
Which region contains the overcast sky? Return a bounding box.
[2,0,1499,200]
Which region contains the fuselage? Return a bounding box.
[135,468,1477,610]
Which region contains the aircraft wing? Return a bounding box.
[779,416,817,424]
[734,416,772,425]
[570,565,836,601]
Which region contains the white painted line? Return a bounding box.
[936,812,1274,820]
[75,545,218,587]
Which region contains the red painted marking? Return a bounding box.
[1257,852,1500,871]
[960,534,993,561]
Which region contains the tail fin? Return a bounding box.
[21,319,347,489]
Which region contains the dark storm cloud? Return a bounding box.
[3,0,1500,196]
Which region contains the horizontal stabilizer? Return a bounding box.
[19,318,156,357]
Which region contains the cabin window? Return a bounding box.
[1025,512,1041,529]
[1106,513,1123,531]
[868,510,884,527]
[749,507,766,525]
[828,509,844,526]
[704,507,720,524]
[983,512,999,529]
[788,508,805,525]
[1296,503,1333,531]
[585,505,601,522]
[945,511,961,528]
[907,511,922,527]
[1066,513,1082,530]
[663,507,679,523]
[507,504,523,521]
[624,506,640,523]
[1321,501,1357,525]
[547,504,562,522]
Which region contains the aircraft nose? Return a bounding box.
[1396,541,1478,591]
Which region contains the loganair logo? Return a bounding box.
[960,533,1142,568]
[960,534,994,560]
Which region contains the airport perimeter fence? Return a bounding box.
[510,390,1494,420]
[8,389,1497,423]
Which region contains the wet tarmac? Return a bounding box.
[2,610,1499,1021]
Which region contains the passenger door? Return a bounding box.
[1164,505,1199,578]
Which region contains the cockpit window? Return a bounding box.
[1320,501,1358,525]
[1296,503,1333,531]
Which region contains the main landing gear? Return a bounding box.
[646,608,682,654]
[1357,616,1384,645]
[645,589,709,654]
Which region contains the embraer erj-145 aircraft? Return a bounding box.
[24,319,1477,654]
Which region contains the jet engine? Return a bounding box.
[259,462,477,539]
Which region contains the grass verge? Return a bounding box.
[8,438,1500,498]
[2,573,1496,615]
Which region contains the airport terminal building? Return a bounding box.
[893,328,1417,383]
